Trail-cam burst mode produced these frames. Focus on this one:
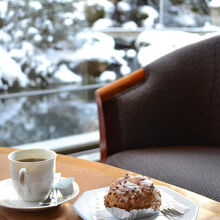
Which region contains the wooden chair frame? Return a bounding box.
[95,68,146,162]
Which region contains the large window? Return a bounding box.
[0,0,218,149]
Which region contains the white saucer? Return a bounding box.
[0,177,79,211]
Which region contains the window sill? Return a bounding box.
[12,131,100,155]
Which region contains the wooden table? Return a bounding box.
[0,147,219,220]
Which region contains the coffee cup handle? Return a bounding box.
[19,168,26,185]
[19,168,30,195]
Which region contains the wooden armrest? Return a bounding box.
[96,68,146,102]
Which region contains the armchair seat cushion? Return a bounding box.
[107,146,220,202]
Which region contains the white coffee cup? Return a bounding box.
[8,148,56,202]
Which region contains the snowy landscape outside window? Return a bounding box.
[0,0,219,151]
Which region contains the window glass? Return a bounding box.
[0,0,217,146]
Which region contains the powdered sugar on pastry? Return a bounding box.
[104,173,161,211]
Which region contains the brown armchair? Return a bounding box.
[95,35,220,202]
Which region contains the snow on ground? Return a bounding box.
[175,14,197,27]
[73,31,117,63]
[135,30,217,66]
[2,0,219,89]
[0,1,8,17]
[33,31,127,82]
[71,1,86,21]
[122,21,138,30]
[21,41,35,56]
[76,31,115,50]
[120,64,131,76]
[1,25,220,88]
[0,30,11,44]
[54,64,82,83]
[139,5,159,19]
[9,49,26,61]
[9,41,34,61]
[112,49,127,66]
[32,56,53,76]
[136,30,201,49]
[137,44,174,67]
[209,0,220,7]
[0,48,28,89]
[126,49,137,59]
[117,1,131,13]
[92,18,115,30]
[29,1,42,11]
[138,5,159,27]
[99,70,116,82]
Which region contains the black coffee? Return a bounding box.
[18,158,46,162]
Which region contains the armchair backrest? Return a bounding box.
[95,35,220,162]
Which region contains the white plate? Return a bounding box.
[0,178,79,211]
[72,185,199,220]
